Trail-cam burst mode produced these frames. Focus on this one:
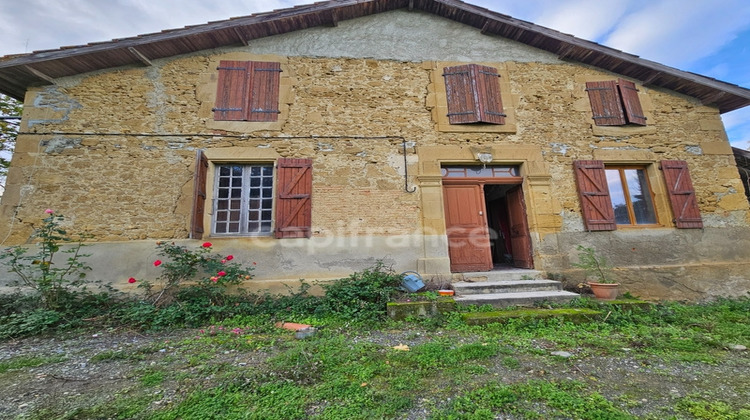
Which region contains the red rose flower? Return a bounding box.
[128,277,137,284]
[202,242,212,248]
[217,271,227,277]
[154,260,162,267]
[226,255,234,261]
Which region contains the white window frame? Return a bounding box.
[212,163,275,236]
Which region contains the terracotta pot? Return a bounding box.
[588,282,619,300]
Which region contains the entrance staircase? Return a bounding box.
[451,268,579,308]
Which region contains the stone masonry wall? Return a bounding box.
[1,47,748,299]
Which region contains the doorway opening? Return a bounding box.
[484,184,533,269]
[442,165,533,272]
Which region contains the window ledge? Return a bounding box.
[591,125,656,136]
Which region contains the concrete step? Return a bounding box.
[454,269,545,283]
[453,279,562,295]
[454,290,580,308]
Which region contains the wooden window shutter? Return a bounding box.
[474,65,505,124]
[213,61,250,121]
[443,64,505,125]
[585,80,626,126]
[190,150,209,239]
[275,158,312,239]
[660,160,703,228]
[247,61,281,122]
[573,160,617,231]
[444,64,478,124]
[618,78,647,126]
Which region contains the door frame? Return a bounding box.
[442,176,533,271]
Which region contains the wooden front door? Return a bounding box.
[507,185,534,269]
[443,184,493,272]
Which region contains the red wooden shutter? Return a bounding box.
[443,64,505,125]
[585,80,626,126]
[247,61,281,122]
[190,150,209,239]
[275,158,312,238]
[474,64,505,124]
[618,79,647,126]
[444,64,478,124]
[573,160,617,231]
[213,61,250,121]
[660,160,703,228]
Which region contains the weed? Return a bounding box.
[0,355,67,373]
[572,244,614,283]
[320,261,403,322]
[677,395,750,420]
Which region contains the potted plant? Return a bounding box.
[572,245,619,300]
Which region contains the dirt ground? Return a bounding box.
[1,328,748,419]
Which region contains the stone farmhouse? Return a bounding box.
[1,0,749,300]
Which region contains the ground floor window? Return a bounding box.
[213,164,274,235]
[605,166,656,225]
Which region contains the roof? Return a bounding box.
[1,0,750,113]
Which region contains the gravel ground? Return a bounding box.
[1,328,748,419]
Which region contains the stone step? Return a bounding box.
[453,279,562,295]
[453,290,580,308]
[454,269,545,283]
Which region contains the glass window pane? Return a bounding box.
[232,166,243,177]
[625,169,657,224]
[606,169,631,224]
[218,189,229,199]
[219,166,230,177]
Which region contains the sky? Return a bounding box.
[0,0,749,149]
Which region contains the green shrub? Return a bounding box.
[137,241,255,306]
[0,210,94,310]
[320,262,403,321]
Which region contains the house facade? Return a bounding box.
[1,1,749,299]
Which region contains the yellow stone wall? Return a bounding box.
[2,50,749,299]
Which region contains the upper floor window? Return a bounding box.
[443,64,505,125]
[585,78,646,126]
[213,60,281,122]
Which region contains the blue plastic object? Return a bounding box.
[400,271,425,293]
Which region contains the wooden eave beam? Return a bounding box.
[327,9,338,27]
[232,27,249,45]
[127,47,153,66]
[23,65,55,84]
[480,19,492,35]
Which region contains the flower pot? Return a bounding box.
[588,282,619,300]
[438,289,454,296]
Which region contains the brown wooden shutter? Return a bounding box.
[213,61,250,121]
[247,61,281,122]
[618,78,647,126]
[585,80,626,126]
[573,160,617,231]
[443,64,478,124]
[275,158,312,239]
[474,64,505,124]
[443,64,505,125]
[660,160,703,228]
[190,150,209,239]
